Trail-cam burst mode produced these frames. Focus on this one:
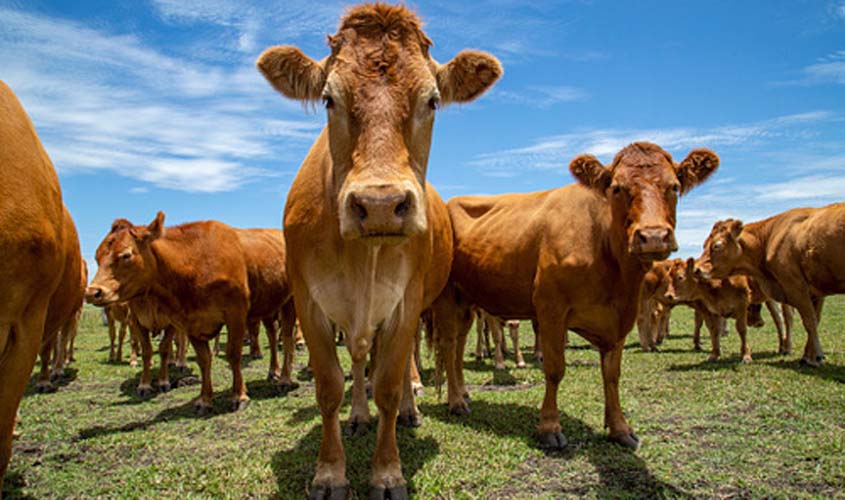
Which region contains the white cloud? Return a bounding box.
[774,50,845,86]
[0,6,322,193]
[492,85,589,107]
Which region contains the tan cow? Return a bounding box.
[473,309,525,369]
[0,81,78,495]
[695,207,845,366]
[256,4,501,498]
[104,302,139,365]
[637,259,681,352]
[431,142,718,450]
[87,213,251,413]
[46,260,89,384]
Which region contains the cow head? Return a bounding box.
[257,4,501,244]
[85,212,164,306]
[695,218,744,279]
[570,142,719,263]
[664,258,700,303]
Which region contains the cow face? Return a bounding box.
[257,4,501,244]
[695,218,744,279]
[85,212,164,306]
[570,142,719,263]
[664,258,700,303]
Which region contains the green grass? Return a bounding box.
[6,297,845,499]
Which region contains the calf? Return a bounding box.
[431,142,718,450]
[637,259,681,351]
[0,81,78,494]
[104,302,138,365]
[256,4,500,497]
[87,213,251,413]
[474,309,525,369]
[695,208,845,366]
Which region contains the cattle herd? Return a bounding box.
[1,4,843,499]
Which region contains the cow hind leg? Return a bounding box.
[531,319,543,363]
[431,291,472,415]
[248,321,262,360]
[188,336,214,414]
[692,309,703,352]
[781,304,794,355]
[108,316,118,363]
[136,325,154,398]
[276,302,298,392]
[509,321,525,368]
[397,348,422,428]
[792,295,824,366]
[156,328,175,392]
[490,319,506,370]
[347,356,371,436]
[35,335,56,393]
[223,313,249,411]
[736,307,752,363]
[263,319,280,381]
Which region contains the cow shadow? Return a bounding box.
[113,366,198,405]
[270,421,440,499]
[764,358,845,384]
[667,351,788,373]
[418,399,689,499]
[1,468,37,500]
[22,367,79,397]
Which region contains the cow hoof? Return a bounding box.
[309,485,348,500]
[167,361,176,369]
[800,357,822,367]
[251,353,263,360]
[517,361,526,369]
[610,432,641,450]
[411,383,424,397]
[129,361,138,368]
[494,363,506,370]
[538,432,567,450]
[449,404,471,416]
[741,357,752,364]
[368,485,408,500]
[397,413,422,428]
[50,373,62,384]
[535,356,543,364]
[231,399,249,412]
[707,356,719,363]
[35,383,56,394]
[195,403,212,416]
[177,365,190,374]
[693,345,702,352]
[346,420,369,437]
[136,386,153,398]
[158,381,172,393]
[276,381,299,395]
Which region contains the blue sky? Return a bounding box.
[1,0,844,271]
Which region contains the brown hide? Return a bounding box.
[257,4,500,495]
[88,214,251,411]
[432,142,718,450]
[0,81,68,495]
[637,259,679,351]
[696,205,845,365]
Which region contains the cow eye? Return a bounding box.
[611,185,622,195]
[670,184,681,195]
[713,241,724,252]
[119,252,132,261]
[322,94,334,110]
[428,96,440,111]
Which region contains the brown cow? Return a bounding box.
[105,302,139,366]
[0,81,78,495]
[431,142,718,450]
[695,207,845,366]
[256,4,501,497]
[87,213,251,413]
[47,260,89,384]
[473,309,525,369]
[637,259,681,351]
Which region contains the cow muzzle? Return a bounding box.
[630,226,678,261]
[85,285,116,306]
[340,184,426,243]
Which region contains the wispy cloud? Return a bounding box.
[492,85,589,107]
[774,50,845,86]
[0,6,322,193]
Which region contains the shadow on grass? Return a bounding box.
[765,358,845,384]
[667,350,791,373]
[270,421,440,499]
[419,399,689,499]
[22,367,79,397]
[2,468,37,500]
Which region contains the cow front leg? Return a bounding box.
[601,340,638,449]
[263,318,280,381]
[188,335,214,414]
[490,318,506,370]
[736,307,752,363]
[108,314,118,362]
[703,312,722,362]
[224,315,249,411]
[397,349,421,428]
[276,301,298,392]
[431,292,472,415]
[156,327,175,392]
[692,309,703,351]
[508,321,526,368]
[537,313,567,450]
[792,295,824,366]
[781,304,794,355]
[134,325,154,397]
[248,320,262,360]
[347,357,370,436]
[531,319,543,363]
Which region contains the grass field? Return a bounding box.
[5,297,845,499]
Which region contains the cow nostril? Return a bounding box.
[93,289,103,299]
[350,197,368,221]
[394,195,411,218]
[636,231,649,244]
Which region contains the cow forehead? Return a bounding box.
[96,231,132,260]
[609,143,678,187]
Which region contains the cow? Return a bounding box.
[256,4,501,498]
[86,213,252,413]
[695,207,845,366]
[0,81,79,496]
[637,259,681,352]
[473,309,525,369]
[430,142,719,451]
[235,228,298,391]
[47,260,89,383]
[104,302,138,365]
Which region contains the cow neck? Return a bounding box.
[736,222,770,282]
[143,241,182,317]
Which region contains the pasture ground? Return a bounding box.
[5,298,845,499]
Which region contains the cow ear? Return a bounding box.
[110,218,133,234]
[676,149,719,194]
[257,46,326,102]
[726,219,744,239]
[436,50,502,104]
[147,211,165,240]
[570,154,612,194]
[686,257,696,276]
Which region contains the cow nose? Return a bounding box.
[346,187,415,237]
[632,227,678,254]
[85,286,104,304]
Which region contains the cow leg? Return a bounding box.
[108,315,117,363]
[188,335,214,414]
[703,312,722,362]
[791,294,824,366]
[369,313,418,499]
[765,300,787,355]
[531,319,542,363]
[409,326,423,397]
[781,304,794,355]
[657,306,670,344]
[224,313,249,411]
[174,330,188,373]
[431,290,473,415]
[276,301,298,392]
[128,322,140,368]
[454,314,471,404]
[397,348,421,428]
[157,327,175,392]
[474,312,486,360]
[50,330,65,383]
[736,306,752,363]
[601,340,638,449]
[136,324,154,398]
[509,321,526,368]
[263,318,280,381]
[0,310,47,495]
[213,334,221,357]
[35,334,55,393]
[347,356,370,435]
[248,320,262,360]
[537,312,568,450]
[692,309,703,351]
[490,318,506,370]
